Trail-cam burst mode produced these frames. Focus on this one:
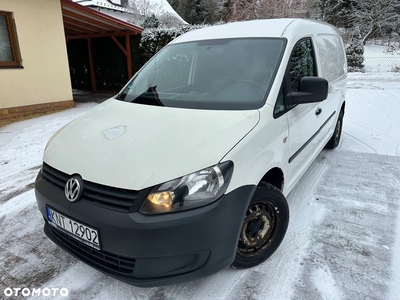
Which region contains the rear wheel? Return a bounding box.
[326,110,344,149]
[232,183,289,269]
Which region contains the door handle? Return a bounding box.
[315,108,322,116]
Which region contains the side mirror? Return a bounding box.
[287,77,328,105]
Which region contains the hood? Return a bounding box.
[44,100,259,190]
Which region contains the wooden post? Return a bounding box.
[111,35,133,80]
[126,34,132,79]
[87,37,97,93]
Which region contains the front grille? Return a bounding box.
[49,225,136,275]
[42,162,147,212]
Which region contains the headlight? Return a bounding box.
[140,161,234,215]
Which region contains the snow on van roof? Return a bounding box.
[172,19,339,44]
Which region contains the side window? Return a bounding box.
[274,39,316,118]
[289,39,316,92]
[274,85,285,116]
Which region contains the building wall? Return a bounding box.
[0,0,73,116]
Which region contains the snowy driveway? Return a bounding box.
[1,73,400,300]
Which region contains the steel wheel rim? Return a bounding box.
[237,201,278,257]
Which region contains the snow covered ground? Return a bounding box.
[1,73,400,299]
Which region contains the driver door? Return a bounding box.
[284,38,323,190]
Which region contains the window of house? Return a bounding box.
[0,11,22,68]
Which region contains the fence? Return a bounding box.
[363,36,400,73]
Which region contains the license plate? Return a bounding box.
[46,207,100,250]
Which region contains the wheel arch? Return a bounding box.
[259,167,284,191]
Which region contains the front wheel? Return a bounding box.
[232,183,289,269]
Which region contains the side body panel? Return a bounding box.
[315,33,347,140]
[222,105,289,194]
[286,102,321,190]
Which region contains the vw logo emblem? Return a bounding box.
[65,177,83,202]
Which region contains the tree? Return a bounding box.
[142,14,160,28]
[225,0,304,21]
[357,0,400,45]
[126,0,163,25]
[174,0,201,24]
[346,27,365,72]
[200,0,226,24]
[338,0,358,28]
[168,0,227,24]
[126,0,163,17]
[313,0,358,28]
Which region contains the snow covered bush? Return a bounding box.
[139,24,206,62]
[346,28,365,72]
[159,12,184,28]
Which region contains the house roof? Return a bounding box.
[71,0,186,24]
[72,0,129,13]
[62,0,143,39]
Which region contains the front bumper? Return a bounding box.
[35,170,255,287]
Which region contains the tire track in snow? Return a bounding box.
[311,265,343,300]
[376,90,400,153]
[342,133,378,154]
[387,173,400,189]
[343,88,400,156]
[388,191,400,300]
[293,150,400,300]
[0,165,40,203]
[0,191,77,300]
[188,269,250,300]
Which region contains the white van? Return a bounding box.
[35,19,347,286]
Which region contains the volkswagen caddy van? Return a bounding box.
[35,19,347,286]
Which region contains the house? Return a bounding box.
[0,0,73,121]
[0,0,142,122]
[72,0,186,24]
[72,0,132,23]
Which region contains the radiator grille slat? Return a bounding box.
[42,163,144,212]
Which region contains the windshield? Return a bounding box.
[116,38,286,110]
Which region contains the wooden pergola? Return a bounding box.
[61,0,143,92]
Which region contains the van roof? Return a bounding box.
[172,19,339,44]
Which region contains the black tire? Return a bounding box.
[326,109,344,149]
[232,183,289,269]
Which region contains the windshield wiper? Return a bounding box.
[129,86,164,107]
